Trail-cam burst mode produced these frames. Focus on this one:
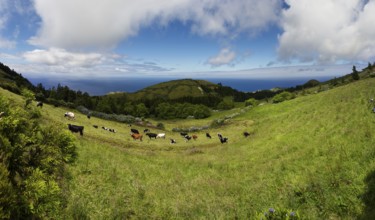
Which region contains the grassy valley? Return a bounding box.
[1,73,375,219]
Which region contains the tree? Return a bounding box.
[272,91,295,103]
[352,65,360,80]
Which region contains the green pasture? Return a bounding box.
[1,77,375,219]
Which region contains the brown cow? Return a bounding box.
[192,134,198,140]
[131,133,143,141]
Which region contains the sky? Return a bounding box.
[0,0,375,83]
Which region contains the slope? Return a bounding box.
[1,77,375,219]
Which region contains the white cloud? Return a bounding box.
[278,0,375,63]
[23,48,104,67]
[29,0,282,49]
[206,48,237,67]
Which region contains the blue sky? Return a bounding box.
[0,0,374,81]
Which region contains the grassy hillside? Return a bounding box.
[1,77,375,219]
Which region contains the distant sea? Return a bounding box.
[28,76,334,96]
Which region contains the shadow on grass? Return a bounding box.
[360,170,375,219]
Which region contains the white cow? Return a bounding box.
[157,133,166,139]
[64,112,75,119]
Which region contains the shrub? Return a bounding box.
[0,95,77,219]
[272,91,296,103]
[245,98,258,107]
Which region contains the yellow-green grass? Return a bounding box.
[1,78,375,219]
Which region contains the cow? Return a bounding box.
[243,132,250,138]
[219,137,228,144]
[131,128,139,134]
[184,135,192,142]
[206,133,212,139]
[157,133,166,139]
[36,101,43,108]
[68,124,84,136]
[131,133,143,141]
[192,134,198,140]
[64,112,75,119]
[108,128,116,133]
[87,115,91,119]
[146,133,158,139]
[180,132,188,136]
[170,139,176,144]
[93,125,98,129]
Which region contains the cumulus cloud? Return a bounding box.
[23,48,105,67]
[278,0,375,63]
[29,0,282,49]
[206,48,237,67]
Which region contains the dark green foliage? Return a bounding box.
[217,99,235,110]
[352,65,360,80]
[155,102,211,119]
[0,95,77,219]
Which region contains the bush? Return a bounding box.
[272,91,296,103]
[245,98,258,107]
[0,95,77,219]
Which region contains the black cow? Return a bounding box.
[243,132,250,137]
[131,128,139,134]
[146,133,157,139]
[36,101,43,108]
[87,115,91,119]
[206,133,212,139]
[219,137,228,144]
[68,124,84,136]
[184,135,192,141]
[170,139,176,144]
[93,125,98,128]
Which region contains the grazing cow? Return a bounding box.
[146,133,158,139]
[36,101,43,108]
[170,139,176,144]
[131,133,143,141]
[64,112,75,119]
[180,132,188,136]
[68,124,84,136]
[131,128,139,134]
[108,128,116,133]
[243,132,250,138]
[87,115,91,119]
[93,125,98,129]
[206,133,212,139]
[157,133,166,139]
[192,134,198,140]
[219,137,228,144]
[184,135,192,142]
[102,126,108,130]
[144,129,150,133]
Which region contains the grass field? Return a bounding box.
[2,77,375,219]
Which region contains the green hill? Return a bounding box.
[0,62,35,94]
[129,79,219,100]
[1,74,375,218]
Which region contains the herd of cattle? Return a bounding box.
[63,110,252,145]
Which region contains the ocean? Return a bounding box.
[28,76,334,96]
